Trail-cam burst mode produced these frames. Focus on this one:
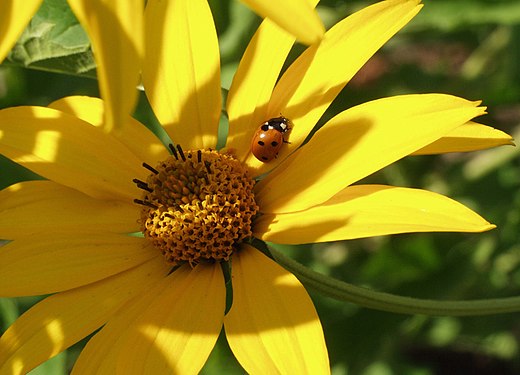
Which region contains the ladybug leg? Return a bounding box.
[283,126,292,144]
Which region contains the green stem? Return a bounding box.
[269,247,520,316]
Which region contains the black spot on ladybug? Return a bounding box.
[271,141,279,147]
[258,141,265,146]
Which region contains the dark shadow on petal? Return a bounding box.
[254,213,352,245]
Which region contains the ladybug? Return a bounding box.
[251,116,290,162]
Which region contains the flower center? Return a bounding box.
[134,147,258,265]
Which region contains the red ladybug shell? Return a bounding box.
[251,116,290,162]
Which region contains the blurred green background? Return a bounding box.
[1,0,519,374]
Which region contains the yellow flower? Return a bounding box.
[0,0,512,374]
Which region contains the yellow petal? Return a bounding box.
[0,181,138,239]
[72,268,180,374]
[0,1,42,62]
[255,94,486,213]
[413,121,514,155]
[0,106,144,201]
[254,184,495,244]
[143,0,221,150]
[247,0,423,175]
[49,96,170,165]
[115,264,225,375]
[66,0,143,134]
[225,245,329,374]
[74,266,222,374]
[0,233,157,297]
[71,318,120,374]
[225,18,296,161]
[238,0,324,45]
[0,257,169,375]
[71,279,168,374]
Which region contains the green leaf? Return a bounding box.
[6,0,96,78]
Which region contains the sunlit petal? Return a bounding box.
[414,121,514,155]
[0,258,169,375]
[249,0,423,175]
[225,245,329,374]
[49,96,170,165]
[0,106,144,201]
[0,1,42,63]
[225,18,296,161]
[115,264,225,375]
[0,181,138,239]
[67,0,143,133]
[143,0,220,150]
[254,185,495,244]
[71,277,172,374]
[75,266,223,374]
[256,94,486,213]
[238,0,324,45]
[0,233,157,297]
